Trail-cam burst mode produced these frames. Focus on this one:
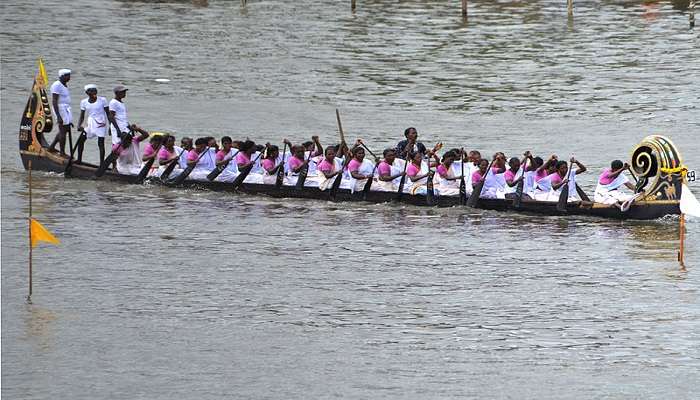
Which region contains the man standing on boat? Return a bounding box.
[48,69,72,156]
[395,127,426,159]
[109,85,130,144]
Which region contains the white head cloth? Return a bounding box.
[84,84,97,91]
[58,69,71,77]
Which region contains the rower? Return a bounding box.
[77,84,111,165]
[112,126,149,175]
[536,155,558,182]
[374,148,405,192]
[471,158,489,190]
[594,160,636,205]
[534,158,586,201]
[156,135,182,178]
[214,136,239,182]
[395,127,427,159]
[142,135,163,163]
[316,146,343,190]
[185,137,211,180]
[435,150,462,196]
[406,150,439,194]
[504,156,524,199]
[261,145,283,184]
[177,137,193,169]
[48,69,72,156]
[236,140,257,170]
[346,145,375,192]
[478,153,507,199]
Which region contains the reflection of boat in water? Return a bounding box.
[18,65,685,221]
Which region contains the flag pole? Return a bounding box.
[28,159,33,302]
[679,212,686,270]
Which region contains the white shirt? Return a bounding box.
[109,99,128,134]
[50,80,70,104]
[80,96,108,122]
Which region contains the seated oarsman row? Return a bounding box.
[108,132,636,203]
[64,109,635,204]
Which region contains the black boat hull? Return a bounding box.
[20,150,680,220]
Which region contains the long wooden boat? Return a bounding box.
[18,66,685,220]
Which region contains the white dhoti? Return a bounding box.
[85,116,108,139]
[57,104,72,125]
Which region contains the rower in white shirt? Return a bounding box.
[48,69,72,156]
[77,84,111,165]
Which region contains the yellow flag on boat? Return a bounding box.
[36,58,48,88]
[30,218,60,248]
[680,184,700,218]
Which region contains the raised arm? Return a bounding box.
[572,157,587,174]
[311,136,323,157]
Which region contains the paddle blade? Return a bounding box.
[426,171,435,206]
[275,166,284,188]
[295,165,309,190]
[576,184,591,202]
[395,175,406,201]
[231,164,254,189]
[466,181,484,208]
[459,177,467,205]
[329,172,343,200]
[159,159,178,181]
[557,185,569,212]
[513,179,525,208]
[170,164,195,185]
[134,158,155,183]
[95,152,117,177]
[207,164,226,181]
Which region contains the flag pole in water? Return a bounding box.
[26,160,60,302]
[679,212,686,270]
[28,160,33,302]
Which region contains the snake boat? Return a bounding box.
[18,69,685,220]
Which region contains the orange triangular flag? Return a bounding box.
[30,218,60,248]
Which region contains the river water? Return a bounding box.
[2,0,699,398]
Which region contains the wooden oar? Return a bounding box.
[360,143,381,199]
[295,149,314,190]
[64,131,87,176]
[231,149,265,190]
[513,157,529,209]
[329,156,351,200]
[359,142,378,159]
[96,129,133,177]
[557,161,575,212]
[169,146,211,185]
[466,158,496,208]
[159,147,188,181]
[275,142,288,189]
[207,149,239,181]
[134,143,162,184]
[425,168,436,206]
[362,162,379,200]
[329,109,349,200]
[394,143,414,202]
[459,148,467,205]
[575,183,591,202]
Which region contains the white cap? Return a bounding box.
[58,69,71,77]
[84,84,97,92]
